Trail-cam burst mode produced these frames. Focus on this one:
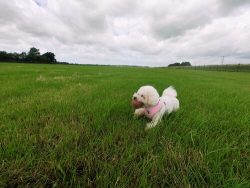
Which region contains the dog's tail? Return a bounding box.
[162,86,177,97]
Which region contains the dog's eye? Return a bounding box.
[141,94,144,97]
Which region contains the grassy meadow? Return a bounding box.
[0,63,249,187]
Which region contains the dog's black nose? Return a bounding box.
[133,97,137,100]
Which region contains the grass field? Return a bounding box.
[0,63,249,187]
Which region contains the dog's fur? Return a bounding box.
[133,86,179,130]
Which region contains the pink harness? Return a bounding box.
[144,100,163,119]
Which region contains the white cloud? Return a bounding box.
[0,0,250,66]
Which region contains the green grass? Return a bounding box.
[0,63,249,187]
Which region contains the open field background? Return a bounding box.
[0,63,249,187]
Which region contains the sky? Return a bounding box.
[0,0,250,66]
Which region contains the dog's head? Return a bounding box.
[132,86,159,107]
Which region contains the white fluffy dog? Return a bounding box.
[132,86,179,130]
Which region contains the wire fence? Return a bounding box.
[169,64,250,72]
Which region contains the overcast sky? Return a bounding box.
[1,0,250,66]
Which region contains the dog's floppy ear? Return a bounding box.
[147,93,159,106]
[132,93,136,99]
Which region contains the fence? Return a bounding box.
[169,64,250,72]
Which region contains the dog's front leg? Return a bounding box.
[145,114,161,130]
[134,108,145,118]
[145,108,165,130]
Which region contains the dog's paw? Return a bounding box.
[134,108,144,118]
[145,123,153,130]
[133,113,139,119]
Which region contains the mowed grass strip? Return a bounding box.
[0,63,249,187]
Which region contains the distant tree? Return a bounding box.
[0,51,9,61]
[181,61,191,66]
[19,52,27,62]
[27,47,40,62]
[0,47,60,64]
[12,52,19,61]
[168,62,181,67]
[168,61,191,67]
[41,52,56,63]
[0,51,17,62]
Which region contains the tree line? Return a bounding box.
[0,47,62,64]
[168,62,191,67]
